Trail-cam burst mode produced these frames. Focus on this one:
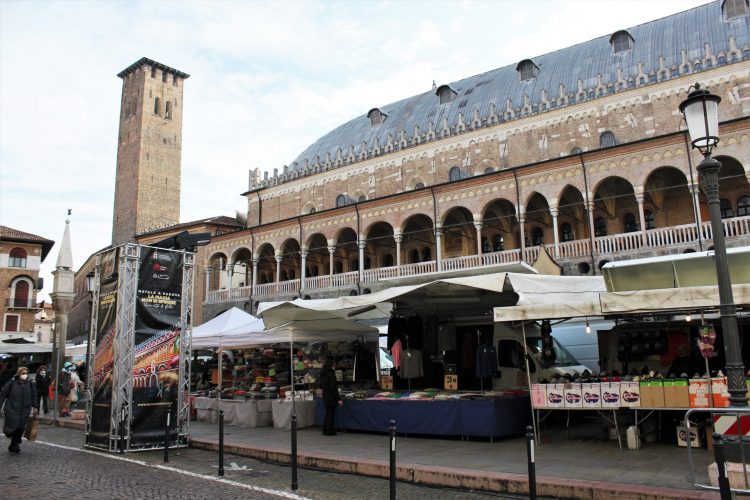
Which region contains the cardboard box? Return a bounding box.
[564,383,583,408]
[531,383,546,408]
[677,425,701,447]
[663,379,690,408]
[688,378,710,408]
[444,374,458,391]
[546,383,565,408]
[712,377,729,408]
[601,381,621,408]
[639,380,665,408]
[582,382,602,408]
[380,375,393,390]
[620,381,641,408]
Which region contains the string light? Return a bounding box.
[585,318,591,334]
[686,313,692,322]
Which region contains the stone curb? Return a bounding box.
[189,437,717,500]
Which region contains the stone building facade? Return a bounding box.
[200,1,750,320]
[0,226,54,338]
[111,57,189,247]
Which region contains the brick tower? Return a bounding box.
[111,57,189,246]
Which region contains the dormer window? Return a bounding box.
[610,30,634,53]
[516,60,539,81]
[435,84,457,104]
[723,0,748,20]
[367,108,387,126]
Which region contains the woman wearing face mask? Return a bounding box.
[1,366,39,453]
[35,365,51,416]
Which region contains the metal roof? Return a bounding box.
[287,1,749,176]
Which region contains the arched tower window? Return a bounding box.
[162,70,168,83]
[154,97,161,116]
[599,131,616,148]
[435,85,457,104]
[610,30,634,53]
[720,198,734,219]
[9,247,27,268]
[335,194,348,208]
[151,66,157,78]
[516,59,539,81]
[448,166,463,182]
[737,196,750,216]
[165,101,173,119]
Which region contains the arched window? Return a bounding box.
[561,223,573,242]
[280,271,288,281]
[595,217,608,237]
[516,59,539,81]
[367,108,387,126]
[720,198,734,219]
[414,182,425,190]
[599,131,616,148]
[421,247,432,262]
[151,66,157,78]
[382,254,394,267]
[645,210,655,230]
[610,30,633,53]
[623,213,638,233]
[334,261,343,274]
[531,227,544,246]
[154,97,161,116]
[358,195,367,202]
[8,247,27,267]
[484,167,496,174]
[351,259,359,270]
[13,280,30,308]
[335,194,348,208]
[435,85,457,104]
[409,249,420,263]
[482,238,491,253]
[737,196,750,217]
[165,101,173,119]
[570,147,583,155]
[288,269,295,280]
[449,167,462,182]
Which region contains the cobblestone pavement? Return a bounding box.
[2,423,531,499]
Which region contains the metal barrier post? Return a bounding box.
[389,419,396,500]
[218,409,225,477]
[291,413,298,491]
[527,425,537,499]
[163,411,170,463]
[714,432,732,500]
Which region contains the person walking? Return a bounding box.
[319,357,342,436]
[67,364,84,411]
[1,366,39,453]
[56,364,72,417]
[35,365,51,416]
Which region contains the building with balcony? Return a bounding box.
[199,1,750,320]
[0,226,54,339]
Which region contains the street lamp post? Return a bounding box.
[679,83,747,407]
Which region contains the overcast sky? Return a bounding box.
[0,0,709,301]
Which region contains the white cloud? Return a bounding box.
[0,0,709,302]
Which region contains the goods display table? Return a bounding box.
[314,396,531,438]
[272,399,316,430]
[193,397,273,427]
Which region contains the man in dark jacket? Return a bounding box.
[35,365,51,415]
[1,366,39,453]
[319,357,342,436]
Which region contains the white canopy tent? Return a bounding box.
[191,307,263,349]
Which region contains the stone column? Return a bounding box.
[226,262,234,290]
[251,258,259,293]
[50,218,75,422]
[275,254,282,282]
[550,208,560,257]
[300,249,308,292]
[473,218,483,256]
[435,225,443,272]
[518,211,526,260]
[394,232,402,276]
[204,267,213,298]
[636,193,647,246]
[328,241,336,276]
[587,201,596,249]
[358,238,366,278]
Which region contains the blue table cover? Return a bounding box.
[315,396,531,437]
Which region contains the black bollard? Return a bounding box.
[713,432,732,500]
[389,419,396,500]
[291,413,298,491]
[163,411,170,463]
[218,409,225,477]
[526,425,537,500]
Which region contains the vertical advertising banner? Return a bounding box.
[87,248,119,447]
[130,247,183,446]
